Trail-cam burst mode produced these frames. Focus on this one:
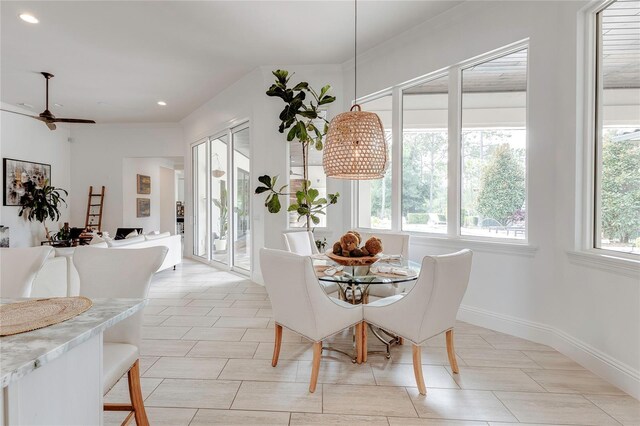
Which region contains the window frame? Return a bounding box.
[398,70,450,236]
[583,0,639,261]
[353,40,532,247]
[353,89,395,231]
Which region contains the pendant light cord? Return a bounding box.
[354,0,357,104]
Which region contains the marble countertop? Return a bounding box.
[0,298,146,388]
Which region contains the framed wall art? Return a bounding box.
[136,198,150,217]
[137,174,151,194]
[3,158,52,206]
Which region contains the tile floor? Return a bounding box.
[105,260,640,426]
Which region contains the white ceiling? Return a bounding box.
[1,1,462,124]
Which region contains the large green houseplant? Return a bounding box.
[255,70,339,230]
[18,180,68,240]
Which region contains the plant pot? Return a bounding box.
[214,238,227,251]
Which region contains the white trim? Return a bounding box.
[411,234,537,257]
[448,68,461,238]
[457,38,529,71]
[391,86,402,232]
[458,304,640,400]
[566,250,640,278]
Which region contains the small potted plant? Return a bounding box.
[18,180,68,243]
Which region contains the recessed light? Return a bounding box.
[19,14,39,24]
[157,101,167,106]
[54,103,63,107]
[18,102,33,108]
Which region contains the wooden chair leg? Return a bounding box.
[272,324,283,367]
[446,329,459,374]
[127,360,149,426]
[412,344,426,395]
[309,341,322,393]
[362,322,368,363]
[355,322,363,364]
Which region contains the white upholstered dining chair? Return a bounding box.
[282,231,338,296]
[359,232,411,298]
[260,248,364,392]
[74,246,167,426]
[0,246,53,297]
[282,230,318,255]
[363,249,472,395]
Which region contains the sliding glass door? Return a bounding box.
[232,125,251,271]
[210,135,229,265]
[191,124,251,273]
[192,141,208,259]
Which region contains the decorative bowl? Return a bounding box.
[325,250,381,266]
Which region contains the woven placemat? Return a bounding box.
[0,297,93,336]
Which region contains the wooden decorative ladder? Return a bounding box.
[85,186,105,231]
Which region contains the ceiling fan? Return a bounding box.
[0,72,96,131]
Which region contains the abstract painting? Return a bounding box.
[3,158,51,206]
[137,174,151,194]
[136,198,150,217]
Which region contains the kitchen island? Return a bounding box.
[0,298,146,426]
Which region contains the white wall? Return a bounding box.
[69,124,183,235]
[121,157,176,233]
[0,105,71,247]
[181,65,348,282]
[343,0,639,397]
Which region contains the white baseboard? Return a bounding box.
[458,304,640,399]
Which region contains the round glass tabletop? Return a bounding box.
[312,255,421,285]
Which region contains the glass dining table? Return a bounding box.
[311,254,421,361]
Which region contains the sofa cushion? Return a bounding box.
[107,235,145,247]
[145,232,171,241]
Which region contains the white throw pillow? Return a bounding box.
[125,230,139,239]
[90,235,105,245]
[147,230,160,236]
[145,232,171,240]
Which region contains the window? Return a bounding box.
[356,94,393,229]
[402,74,449,233]
[460,48,528,239]
[594,1,640,255]
[352,42,529,244]
[289,142,328,228]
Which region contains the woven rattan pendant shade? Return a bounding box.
[323,104,388,179]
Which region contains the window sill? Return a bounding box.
[566,250,640,278]
[411,235,538,257]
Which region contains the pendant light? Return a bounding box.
[323,0,388,180]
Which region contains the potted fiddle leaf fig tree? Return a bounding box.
[18,179,68,241]
[255,70,339,230]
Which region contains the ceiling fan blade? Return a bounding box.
[0,108,39,119]
[46,122,57,131]
[51,118,96,124]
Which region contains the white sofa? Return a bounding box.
[31,233,182,297]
